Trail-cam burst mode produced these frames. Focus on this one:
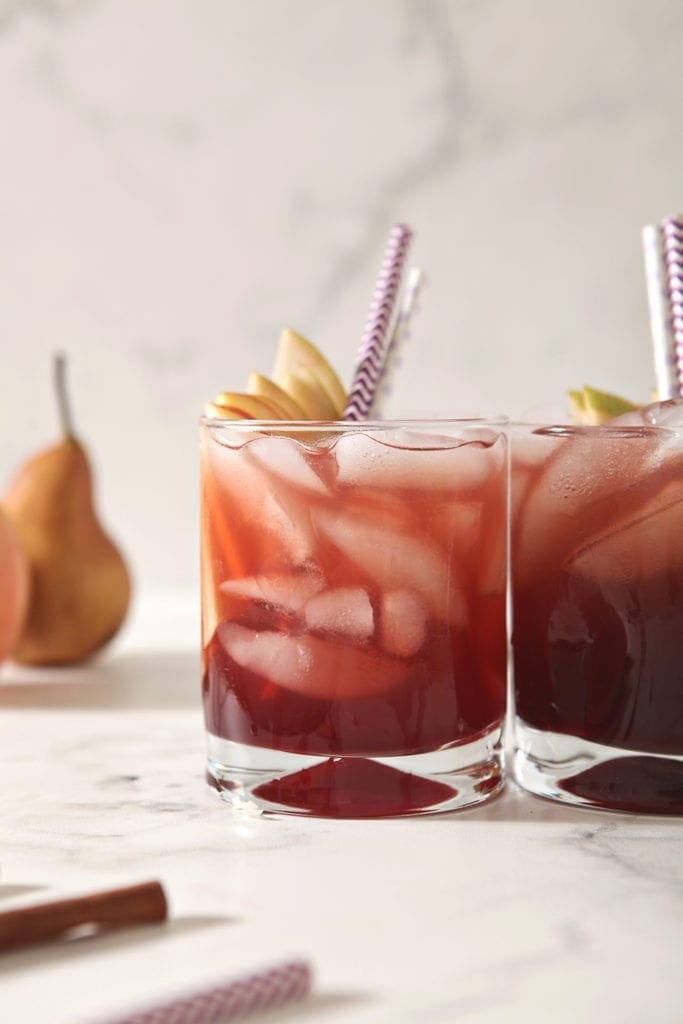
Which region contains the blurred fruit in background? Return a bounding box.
[2,354,131,666]
[0,508,29,664]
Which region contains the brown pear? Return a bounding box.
[3,354,131,665]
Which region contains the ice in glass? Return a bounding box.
[511,406,683,813]
[202,420,508,817]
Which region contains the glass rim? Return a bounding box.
[509,421,682,437]
[200,414,509,432]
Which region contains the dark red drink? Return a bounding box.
[511,423,683,813]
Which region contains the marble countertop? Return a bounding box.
[1,596,681,1024]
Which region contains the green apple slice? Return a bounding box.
[568,386,639,425]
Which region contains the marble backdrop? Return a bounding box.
[0,0,682,592]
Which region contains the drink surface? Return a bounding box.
[201,425,507,760]
[512,423,683,757]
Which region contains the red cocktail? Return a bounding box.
[511,419,683,813]
[202,419,507,816]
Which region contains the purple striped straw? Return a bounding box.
[88,959,312,1024]
[344,223,413,420]
[371,268,426,418]
[660,216,683,397]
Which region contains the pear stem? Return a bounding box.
[54,352,75,438]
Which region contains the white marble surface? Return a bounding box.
[2,1,683,594]
[0,596,682,1023]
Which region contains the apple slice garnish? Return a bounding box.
[203,329,347,422]
[205,402,246,419]
[273,328,347,417]
[279,371,339,420]
[206,393,284,420]
[247,372,307,420]
[568,386,639,425]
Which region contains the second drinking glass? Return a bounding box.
[510,419,683,814]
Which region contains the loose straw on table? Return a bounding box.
[0,882,167,954]
[344,223,413,420]
[89,959,312,1024]
[642,216,683,400]
[370,267,426,418]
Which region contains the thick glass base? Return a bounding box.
[514,718,683,815]
[206,726,504,818]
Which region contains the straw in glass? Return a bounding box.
[89,959,312,1024]
[344,223,413,420]
[642,218,683,400]
[660,216,683,397]
[370,268,426,418]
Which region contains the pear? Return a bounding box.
[3,354,131,665]
[0,508,30,663]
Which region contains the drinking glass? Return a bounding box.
[511,421,683,814]
[201,417,508,817]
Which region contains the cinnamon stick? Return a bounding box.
[0,880,168,954]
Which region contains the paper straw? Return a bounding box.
[0,881,167,954]
[89,959,312,1024]
[660,216,683,397]
[344,223,413,420]
[370,268,426,418]
[642,220,682,400]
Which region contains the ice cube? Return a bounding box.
[203,428,264,507]
[642,399,683,427]
[220,574,325,613]
[268,492,319,564]
[303,587,374,643]
[514,428,664,584]
[611,399,683,428]
[431,501,482,551]
[202,435,269,573]
[241,446,319,565]
[566,479,683,583]
[380,590,428,657]
[607,409,648,426]
[430,502,485,593]
[218,621,311,690]
[218,622,408,699]
[204,434,319,569]
[248,435,330,495]
[312,506,466,625]
[333,431,492,493]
